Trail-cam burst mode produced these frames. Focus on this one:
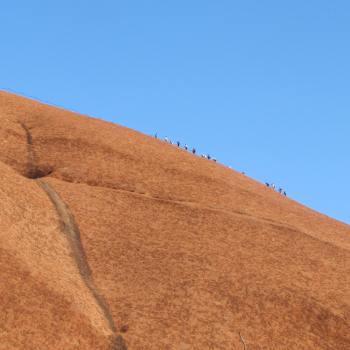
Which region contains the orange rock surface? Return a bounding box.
[0,90,349,349]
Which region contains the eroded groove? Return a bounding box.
[36,180,127,350]
[21,123,39,179]
[21,123,53,179]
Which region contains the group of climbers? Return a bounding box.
[266,183,286,196]
[155,134,288,197]
[156,134,217,162]
[201,153,216,162]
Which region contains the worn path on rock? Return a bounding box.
[36,180,126,350]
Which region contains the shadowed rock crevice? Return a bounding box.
[36,180,127,350]
[21,123,53,179]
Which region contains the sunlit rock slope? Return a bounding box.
[0,90,349,349]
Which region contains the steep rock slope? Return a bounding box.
[0,162,125,349]
[0,90,349,349]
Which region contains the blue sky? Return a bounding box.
[1,1,349,224]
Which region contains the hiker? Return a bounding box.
[177,141,180,147]
[278,188,282,193]
[266,183,270,187]
[192,148,196,154]
[271,183,275,190]
[165,136,168,142]
[155,133,158,138]
[201,153,204,157]
[185,144,188,150]
[284,191,287,196]
[213,158,217,162]
[170,141,173,145]
[242,172,245,174]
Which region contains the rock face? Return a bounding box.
[0,90,349,350]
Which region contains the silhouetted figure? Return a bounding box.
[177,141,180,147]
[284,191,287,196]
[155,133,158,138]
[185,144,188,150]
[207,155,211,160]
[242,172,245,174]
[278,188,282,193]
[164,136,168,142]
[213,158,217,162]
[266,183,270,187]
[271,183,275,190]
[192,148,196,154]
[170,141,173,145]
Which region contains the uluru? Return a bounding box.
[0,90,349,349]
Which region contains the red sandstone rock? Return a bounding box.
[0,90,349,349]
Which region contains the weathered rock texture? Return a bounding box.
[0,90,349,349]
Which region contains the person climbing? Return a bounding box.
[271,183,275,190]
[213,158,217,162]
[278,188,282,193]
[177,141,180,147]
[170,141,173,145]
[283,191,287,196]
[201,153,204,157]
[192,148,196,154]
[185,144,188,150]
[266,183,270,187]
[164,136,168,142]
[207,155,211,160]
[242,172,245,174]
[155,133,158,138]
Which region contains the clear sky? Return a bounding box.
[1,1,349,224]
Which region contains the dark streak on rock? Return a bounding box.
[21,123,39,179]
[36,180,127,350]
[21,123,53,179]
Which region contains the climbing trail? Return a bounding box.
[36,180,126,350]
